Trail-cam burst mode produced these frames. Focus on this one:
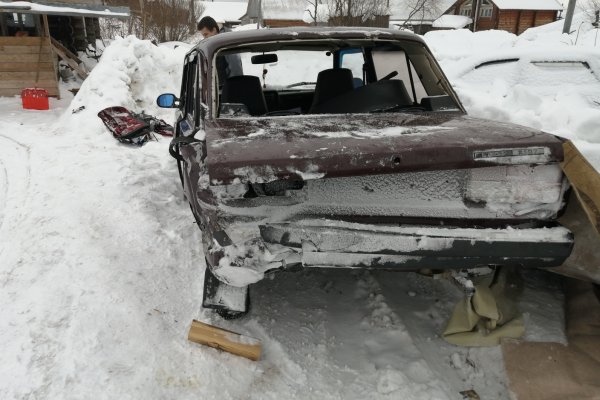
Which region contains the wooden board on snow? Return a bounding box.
[187,319,261,361]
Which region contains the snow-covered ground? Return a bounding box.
[1,16,599,400]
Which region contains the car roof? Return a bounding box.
[193,26,425,57]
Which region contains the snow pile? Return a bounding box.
[65,36,189,135]
[424,16,600,162]
[432,15,473,29]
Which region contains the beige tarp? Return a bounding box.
[443,268,525,346]
[553,140,600,284]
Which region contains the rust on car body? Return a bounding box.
[205,113,565,185]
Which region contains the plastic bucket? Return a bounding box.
[21,88,49,110]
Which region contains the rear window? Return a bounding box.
[215,39,462,117]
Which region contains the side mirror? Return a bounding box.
[157,93,180,108]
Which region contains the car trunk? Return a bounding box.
[205,112,565,186]
[205,112,568,222]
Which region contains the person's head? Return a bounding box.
[197,16,219,38]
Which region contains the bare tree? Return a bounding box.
[403,0,442,26]
[306,0,322,26]
[101,0,204,42]
[327,0,389,26]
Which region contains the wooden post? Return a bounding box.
[187,320,262,361]
[42,14,60,100]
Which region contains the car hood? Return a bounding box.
[204,112,565,185]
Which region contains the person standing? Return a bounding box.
[197,16,243,83]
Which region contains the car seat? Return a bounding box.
[221,75,268,116]
[309,68,355,113]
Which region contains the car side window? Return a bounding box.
[340,49,365,87]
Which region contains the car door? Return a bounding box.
[173,51,207,216]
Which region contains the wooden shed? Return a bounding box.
[444,0,562,34]
[0,1,128,98]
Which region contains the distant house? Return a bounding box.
[443,0,563,34]
[0,0,128,98]
[389,0,457,33]
[199,1,248,28]
[243,0,308,27]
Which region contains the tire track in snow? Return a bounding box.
[0,133,31,265]
[0,134,31,224]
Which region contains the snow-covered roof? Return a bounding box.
[433,14,473,28]
[262,0,306,20]
[199,1,248,24]
[389,0,457,22]
[491,0,563,10]
[0,1,129,18]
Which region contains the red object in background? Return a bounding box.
[21,88,49,110]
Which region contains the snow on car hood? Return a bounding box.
[205,112,565,185]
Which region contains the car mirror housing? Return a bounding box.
[157,93,180,108]
[251,53,278,65]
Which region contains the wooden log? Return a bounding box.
[187,319,261,361]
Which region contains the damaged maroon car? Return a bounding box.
[157,28,573,318]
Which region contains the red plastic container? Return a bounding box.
[21,88,49,110]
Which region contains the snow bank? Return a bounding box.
[424,16,600,153]
[64,36,189,136]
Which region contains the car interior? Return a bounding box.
[216,40,461,118]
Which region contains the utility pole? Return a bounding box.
[258,0,263,27]
[562,0,576,33]
[473,0,481,31]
